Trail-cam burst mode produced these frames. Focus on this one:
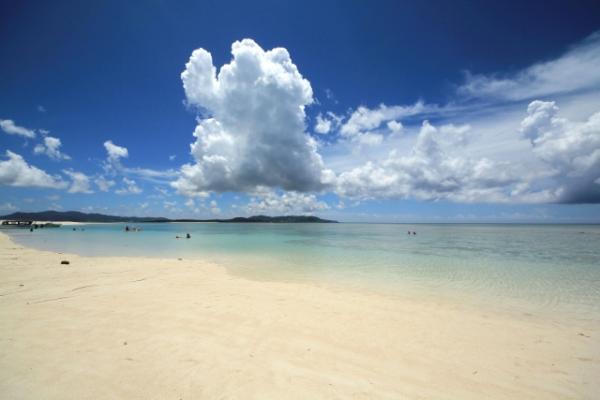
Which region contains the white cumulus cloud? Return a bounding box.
[314,113,332,134]
[314,112,342,134]
[103,140,128,172]
[340,102,432,137]
[520,100,600,203]
[336,120,524,203]
[0,119,36,138]
[247,190,329,214]
[104,140,128,160]
[387,120,403,134]
[333,98,600,204]
[63,170,93,194]
[34,136,71,160]
[0,151,65,188]
[172,39,332,196]
[95,176,116,192]
[115,177,142,195]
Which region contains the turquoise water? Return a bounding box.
[5,223,600,316]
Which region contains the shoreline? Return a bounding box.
[5,219,600,226]
[1,232,598,399]
[6,225,599,324]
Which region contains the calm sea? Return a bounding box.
[6,223,600,317]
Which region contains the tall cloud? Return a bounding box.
[172,39,332,196]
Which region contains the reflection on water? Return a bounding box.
[6,223,600,317]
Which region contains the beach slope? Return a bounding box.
[0,232,597,399]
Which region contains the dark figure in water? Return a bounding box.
[186,233,191,239]
[125,225,130,232]
[407,231,410,235]
[412,231,417,235]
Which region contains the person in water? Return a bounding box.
[186,233,191,239]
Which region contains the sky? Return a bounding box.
[2,0,600,222]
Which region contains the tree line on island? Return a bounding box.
[0,211,337,223]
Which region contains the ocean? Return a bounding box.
[6,222,600,318]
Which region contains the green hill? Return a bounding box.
[0,211,337,224]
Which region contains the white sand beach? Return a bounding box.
[0,231,598,399]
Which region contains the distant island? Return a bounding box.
[0,211,337,224]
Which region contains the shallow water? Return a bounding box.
[6,223,600,317]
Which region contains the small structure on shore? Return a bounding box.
[2,220,33,227]
[2,220,61,229]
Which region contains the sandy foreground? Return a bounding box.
[0,232,598,399]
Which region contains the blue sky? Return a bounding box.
[2,0,600,222]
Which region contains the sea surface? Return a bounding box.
[5,223,600,317]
